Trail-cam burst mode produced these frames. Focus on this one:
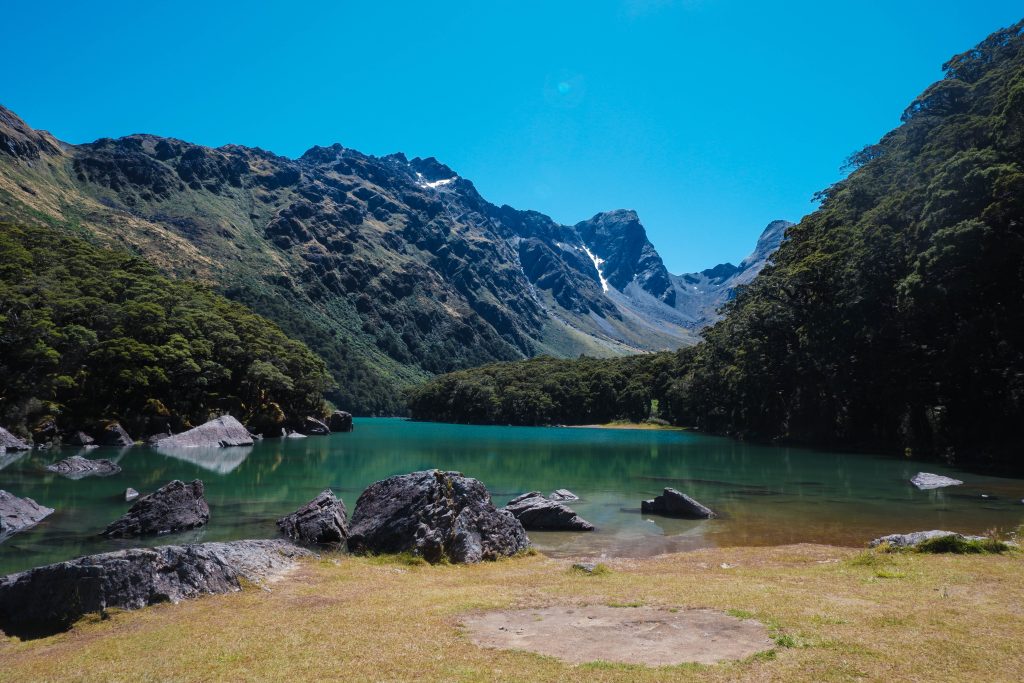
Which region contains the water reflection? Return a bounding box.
[155,445,253,474]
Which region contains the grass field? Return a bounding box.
[1,544,1022,682]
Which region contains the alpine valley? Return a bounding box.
[0,105,789,414]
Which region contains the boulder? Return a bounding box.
[125,487,140,502]
[31,417,59,446]
[277,489,349,546]
[45,455,121,479]
[641,488,716,519]
[869,530,986,549]
[66,431,96,447]
[0,490,54,542]
[910,472,964,490]
[100,422,134,447]
[549,489,579,501]
[0,539,313,639]
[504,491,594,531]
[303,416,330,436]
[146,431,173,446]
[154,416,253,448]
[347,470,530,563]
[0,427,30,451]
[328,410,354,432]
[102,479,209,538]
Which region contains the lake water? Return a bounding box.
[2,418,1022,574]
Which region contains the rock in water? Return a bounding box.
[869,530,986,548]
[100,422,134,447]
[347,470,530,563]
[303,416,330,435]
[0,491,54,542]
[0,539,312,639]
[641,488,716,519]
[66,431,96,447]
[277,489,349,546]
[103,480,209,538]
[910,472,964,490]
[155,416,253,448]
[45,455,121,479]
[328,410,354,432]
[125,487,140,502]
[549,489,579,501]
[0,427,30,451]
[504,491,594,531]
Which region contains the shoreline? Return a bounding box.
[563,422,686,431]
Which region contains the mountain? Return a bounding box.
[0,106,785,413]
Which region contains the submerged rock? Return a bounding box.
[347,470,530,563]
[102,479,209,538]
[45,455,121,479]
[0,428,30,451]
[869,530,985,548]
[504,491,594,531]
[277,489,349,546]
[910,472,964,490]
[0,539,313,639]
[125,487,140,502]
[100,422,134,447]
[328,410,354,432]
[549,489,579,501]
[303,416,330,435]
[641,488,716,519]
[0,490,54,543]
[154,416,253,448]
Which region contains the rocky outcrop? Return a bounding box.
[0,427,30,451]
[641,488,716,519]
[277,489,349,546]
[328,411,354,432]
[504,491,594,531]
[0,539,313,639]
[910,473,964,490]
[303,416,330,436]
[45,455,121,479]
[154,415,253,448]
[102,480,209,538]
[347,470,530,563]
[0,491,54,542]
[869,530,986,548]
[100,422,134,447]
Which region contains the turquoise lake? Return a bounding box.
[2,418,1023,575]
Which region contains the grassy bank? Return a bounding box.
[1,545,1022,681]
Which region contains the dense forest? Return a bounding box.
[409,21,1024,472]
[0,222,332,440]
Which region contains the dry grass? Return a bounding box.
[1,544,1022,682]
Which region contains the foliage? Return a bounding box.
[0,222,331,437]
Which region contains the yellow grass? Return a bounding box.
[1,544,1022,682]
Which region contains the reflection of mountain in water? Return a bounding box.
[154,446,253,475]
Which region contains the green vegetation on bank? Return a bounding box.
[409,21,1024,472]
[0,222,331,439]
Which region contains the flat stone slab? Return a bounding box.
[910,472,963,490]
[463,605,772,666]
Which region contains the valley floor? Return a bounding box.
[1,545,1022,682]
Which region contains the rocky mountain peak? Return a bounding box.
[738,219,792,272]
[0,105,62,160]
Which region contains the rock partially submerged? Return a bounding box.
[869,530,986,548]
[0,539,313,639]
[45,455,121,479]
[549,489,579,501]
[0,490,54,543]
[0,427,30,451]
[504,492,594,531]
[154,416,253,448]
[328,410,354,432]
[910,472,964,490]
[103,479,209,538]
[100,422,134,447]
[641,488,716,519]
[348,470,530,563]
[277,489,349,546]
[66,431,96,447]
[303,416,330,435]
[125,487,140,502]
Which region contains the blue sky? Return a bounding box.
[3,1,1021,272]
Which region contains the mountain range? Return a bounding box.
[0,105,788,413]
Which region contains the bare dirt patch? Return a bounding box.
[463,605,772,666]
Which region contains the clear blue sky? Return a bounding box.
[2,2,1020,272]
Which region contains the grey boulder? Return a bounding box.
[0,427,30,451]
[910,472,964,490]
[154,415,253,448]
[100,422,134,447]
[0,490,54,543]
[549,489,579,501]
[303,416,330,435]
[328,410,354,432]
[0,539,312,639]
[869,530,986,548]
[125,487,140,502]
[504,491,594,531]
[45,455,121,479]
[66,431,96,447]
[641,488,717,519]
[277,489,349,546]
[103,479,209,538]
[347,470,530,563]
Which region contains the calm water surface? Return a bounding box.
[2,418,1022,574]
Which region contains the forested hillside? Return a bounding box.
[409,20,1024,472]
[0,222,331,439]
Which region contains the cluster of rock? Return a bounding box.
[641,488,717,519]
[504,491,594,531]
